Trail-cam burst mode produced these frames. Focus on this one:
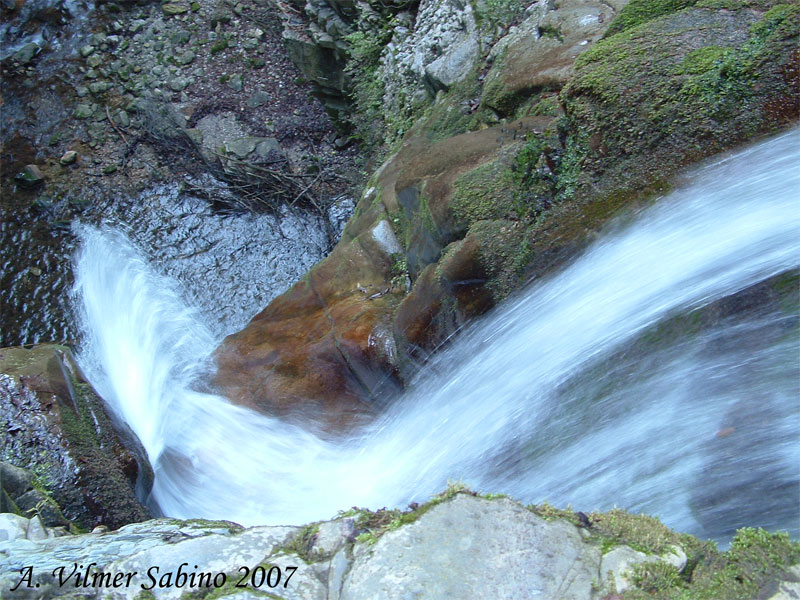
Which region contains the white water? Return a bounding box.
[74,130,800,541]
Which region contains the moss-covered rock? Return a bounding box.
[560,1,799,202]
[480,0,622,118]
[0,345,152,530]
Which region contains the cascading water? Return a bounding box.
[73,130,800,542]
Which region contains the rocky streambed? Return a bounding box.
[1,0,358,346]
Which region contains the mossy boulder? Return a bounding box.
[0,344,152,530]
[481,0,625,117]
[559,1,799,202]
[214,117,553,423]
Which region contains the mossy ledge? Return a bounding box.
[343,485,799,599]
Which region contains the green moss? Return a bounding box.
[751,3,800,42]
[630,561,685,594]
[418,71,483,142]
[451,161,518,226]
[167,518,244,534]
[473,220,533,300]
[529,501,582,524]
[481,76,524,117]
[527,94,561,117]
[538,23,564,42]
[344,29,392,151]
[620,528,800,599]
[590,508,687,555]
[352,483,477,545]
[770,269,800,314]
[279,523,321,562]
[604,0,700,37]
[563,2,799,203]
[209,39,227,54]
[474,0,526,30]
[679,46,727,74]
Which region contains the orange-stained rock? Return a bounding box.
[213,120,545,431]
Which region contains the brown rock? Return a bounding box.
[214,119,547,428]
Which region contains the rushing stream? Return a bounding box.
[73,130,800,542]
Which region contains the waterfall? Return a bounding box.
[73,129,800,541]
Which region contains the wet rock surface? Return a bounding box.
[0,344,152,530]
[0,0,357,347]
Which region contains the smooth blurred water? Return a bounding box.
[73,130,800,541]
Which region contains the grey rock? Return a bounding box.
[0,514,29,542]
[425,33,479,92]
[0,462,33,499]
[15,164,45,186]
[326,195,355,239]
[184,128,203,146]
[15,489,66,527]
[379,0,481,115]
[246,90,270,108]
[327,547,351,600]
[254,137,282,159]
[311,518,355,557]
[769,564,800,600]
[195,113,247,159]
[340,495,601,599]
[104,525,298,599]
[88,33,107,46]
[224,137,258,158]
[162,2,190,15]
[25,515,50,541]
[168,77,190,91]
[13,42,40,64]
[228,73,244,91]
[80,44,95,57]
[176,50,195,65]
[87,54,103,68]
[59,150,79,165]
[89,81,113,94]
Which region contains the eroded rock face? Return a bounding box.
[0,345,152,530]
[380,0,481,102]
[213,116,553,427]
[342,495,601,599]
[481,0,627,116]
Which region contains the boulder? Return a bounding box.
[561,1,800,202]
[0,344,153,530]
[342,494,600,598]
[213,117,550,427]
[15,164,44,186]
[0,491,796,599]
[481,0,624,116]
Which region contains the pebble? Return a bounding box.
[60,151,78,165]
